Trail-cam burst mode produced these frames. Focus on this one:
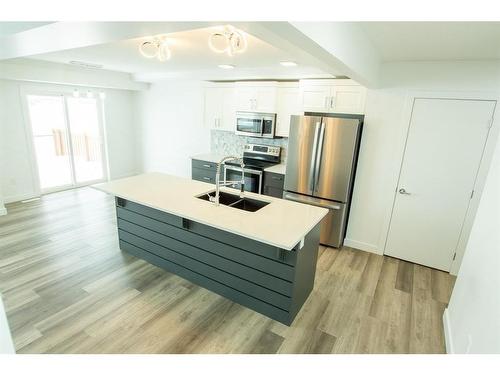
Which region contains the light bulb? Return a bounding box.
[209,26,247,56]
[157,41,171,62]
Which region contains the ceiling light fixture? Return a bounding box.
[209,26,247,56]
[218,64,235,69]
[280,61,298,67]
[139,37,172,62]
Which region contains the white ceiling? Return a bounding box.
[23,25,333,80]
[360,22,500,62]
[0,22,53,37]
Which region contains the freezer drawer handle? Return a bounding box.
[283,193,341,210]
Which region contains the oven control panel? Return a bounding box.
[245,144,281,156]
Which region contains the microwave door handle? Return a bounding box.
[260,118,264,137]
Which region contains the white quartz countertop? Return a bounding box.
[93,173,327,251]
[264,163,286,175]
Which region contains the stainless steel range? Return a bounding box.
[224,144,281,194]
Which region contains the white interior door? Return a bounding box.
[385,98,495,271]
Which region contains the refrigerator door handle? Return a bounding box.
[314,122,326,192]
[309,122,321,192]
[283,192,341,210]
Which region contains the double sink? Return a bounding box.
[197,191,270,212]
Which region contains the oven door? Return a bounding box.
[235,113,263,137]
[224,166,263,194]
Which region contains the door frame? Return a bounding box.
[378,90,500,275]
[20,85,109,196]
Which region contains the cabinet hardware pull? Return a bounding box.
[203,164,211,168]
[203,177,211,180]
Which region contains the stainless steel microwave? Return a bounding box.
[235,111,276,138]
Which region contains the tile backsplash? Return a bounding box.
[210,130,289,163]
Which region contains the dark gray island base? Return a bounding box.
[115,197,321,325]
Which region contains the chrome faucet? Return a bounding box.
[210,156,245,206]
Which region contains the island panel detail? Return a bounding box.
[115,197,320,325]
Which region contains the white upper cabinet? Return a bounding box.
[299,79,367,114]
[300,82,333,113]
[235,82,278,113]
[331,84,367,114]
[203,84,236,131]
[275,83,302,137]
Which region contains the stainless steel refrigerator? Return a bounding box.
[283,114,363,248]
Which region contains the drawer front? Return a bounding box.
[263,185,283,198]
[192,159,218,171]
[192,167,217,184]
[264,171,285,189]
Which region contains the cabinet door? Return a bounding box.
[331,85,367,114]
[255,86,277,113]
[276,87,302,137]
[220,88,236,131]
[300,84,332,113]
[204,88,222,129]
[235,87,256,111]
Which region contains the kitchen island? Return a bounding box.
[94,173,327,325]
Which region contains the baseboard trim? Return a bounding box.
[343,238,381,254]
[0,206,6,216]
[4,193,38,204]
[443,308,454,354]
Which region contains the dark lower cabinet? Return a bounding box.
[263,171,285,198]
[115,197,320,325]
[191,159,221,184]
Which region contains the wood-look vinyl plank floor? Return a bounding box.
[0,187,456,354]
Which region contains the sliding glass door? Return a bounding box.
[66,97,105,184]
[26,93,107,193]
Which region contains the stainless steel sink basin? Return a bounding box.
[197,191,270,212]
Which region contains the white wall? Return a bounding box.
[135,81,211,177]
[345,88,407,253]
[345,61,500,274]
[0,79,139,203]
[444,135,500,354]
